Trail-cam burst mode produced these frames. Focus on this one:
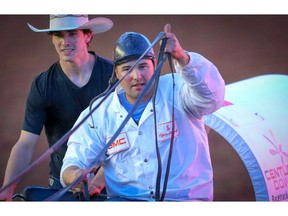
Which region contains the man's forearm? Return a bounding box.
[62,165,82,186]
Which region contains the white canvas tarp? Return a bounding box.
[204,74,288,201]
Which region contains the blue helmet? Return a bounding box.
[113,32,155,66]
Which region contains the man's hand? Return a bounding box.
[88,166,105,197]
[163,23,190,67]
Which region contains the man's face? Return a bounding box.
[115,58,155,104]
[51,30,92,62]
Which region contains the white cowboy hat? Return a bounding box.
[27,14,113,34]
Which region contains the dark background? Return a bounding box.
[1,15,288,201]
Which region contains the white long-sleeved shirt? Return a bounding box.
[60,52,225,201]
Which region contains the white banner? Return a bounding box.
[204,74,288,201]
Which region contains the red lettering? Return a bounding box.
[265,170,271,180]
[108,137,126,149]
[119,137,126,145]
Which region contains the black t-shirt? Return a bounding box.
[23,52,114,179]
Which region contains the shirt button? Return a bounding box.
[144,159,148,162]
[148,186,153,190]
[138,131,142,135]
[150,109,153,112]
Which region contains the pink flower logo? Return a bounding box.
[264,129,288,166]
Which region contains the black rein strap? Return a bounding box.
[154,38,176,201]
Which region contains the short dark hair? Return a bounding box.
[47,29,93,46]
[47,29,92,36]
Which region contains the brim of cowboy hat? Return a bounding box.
[27,17,113,34]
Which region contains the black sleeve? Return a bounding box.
[22,75,47,135]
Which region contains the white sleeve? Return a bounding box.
[60,109,101,187]
[174,52,225,118]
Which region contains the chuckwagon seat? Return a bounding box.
[12,185,107,201]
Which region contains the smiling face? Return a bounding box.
[50,30,92,63]
[115,58,155,104]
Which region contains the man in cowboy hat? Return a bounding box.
[0,14,113,201]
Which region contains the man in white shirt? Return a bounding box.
[61,24,225,201]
